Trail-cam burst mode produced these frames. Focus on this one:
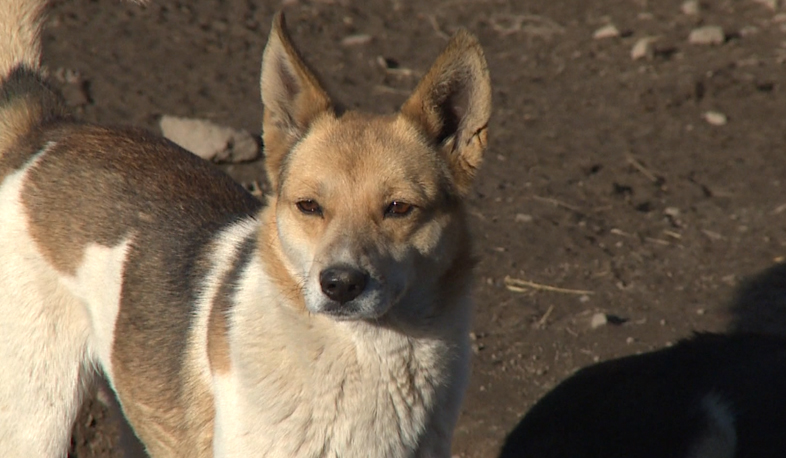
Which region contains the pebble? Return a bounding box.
[593,24,620,39]
[703,110,728,126]
[739,26,760,37]
[631,37,658,60]
[663,207,681,217]
[681,0,700,15]
[341,34,373,46]
[688,26,725,45]
[514,213,533,223]
[159,116,259,163]
[590,312,608,329]
[753,0,779,10]
[60,82,90,108]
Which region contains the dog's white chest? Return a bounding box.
[212,317,463,458]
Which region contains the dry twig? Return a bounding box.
[504,276,594,295]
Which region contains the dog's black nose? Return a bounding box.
[319,266,369,304]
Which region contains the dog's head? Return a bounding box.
[259,13,490,322]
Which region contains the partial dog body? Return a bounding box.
[499,333,786,458]
[0,1,491,457]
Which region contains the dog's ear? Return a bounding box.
[400,31,491,195]
[260,12,333,191]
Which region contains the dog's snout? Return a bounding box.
[319,266,369,304]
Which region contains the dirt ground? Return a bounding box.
[39,0,786,456]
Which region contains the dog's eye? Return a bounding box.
[385,201,414,218]
[296,199,323,216]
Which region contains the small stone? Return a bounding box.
[593,24,620,39]
[703,110,728,126]
[739,26,760,37]
[515,213,533,223]
[631,37,658,60]
[590,313,608,329]
[60,82,90,108]
[579,295,591,303]
[626,337,636,344]
[159,116,259,163]
[664,207,681,217]
[341,34,372,46]
[688,26,725,45]
[681,0,701,15]
[753,0,779,10]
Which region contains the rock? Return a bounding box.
[590,313,608,329]
[515,213,533,223]
[739,26,760,37]
[752,0,779,10]
[159,116,259,163]
[60,81,91,108]
[688,26,725,45]
[341,34,373,46]
[703,110,728,126]
[663,207,681,217]
[631,37,658,60]
[593,24,620,39]
[681,0,701,15]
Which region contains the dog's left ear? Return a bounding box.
[260,12,333,191]
[400,30,491,195]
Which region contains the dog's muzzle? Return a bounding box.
[319,265,369,306]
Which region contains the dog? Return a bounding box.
[0,1,491,456]
[499,332,786,458]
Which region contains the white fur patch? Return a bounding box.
[211,257,470,457]
[689,392,737,458]
[0,152,92,456]
[60,239,132,381]
[187,219,259,388]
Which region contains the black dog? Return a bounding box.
[499,333,786,458]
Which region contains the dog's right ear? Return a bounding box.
[400,31,491,196]
[260,12,333,191]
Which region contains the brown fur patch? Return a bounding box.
[22,125,259,274]
[0,67,68,183]
[0,98,41,165]
[257,205,308,312]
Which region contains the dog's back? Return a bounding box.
[0,1,261,456]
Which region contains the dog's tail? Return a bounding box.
[0,0,48,79]
[0,0,68,153]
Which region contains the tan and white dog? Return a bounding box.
[0,1,491,457]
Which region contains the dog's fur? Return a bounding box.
[499,333,786,458]
[0,1,491,457]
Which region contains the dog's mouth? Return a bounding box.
[303,264,406,321]
[318,302,370,321]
